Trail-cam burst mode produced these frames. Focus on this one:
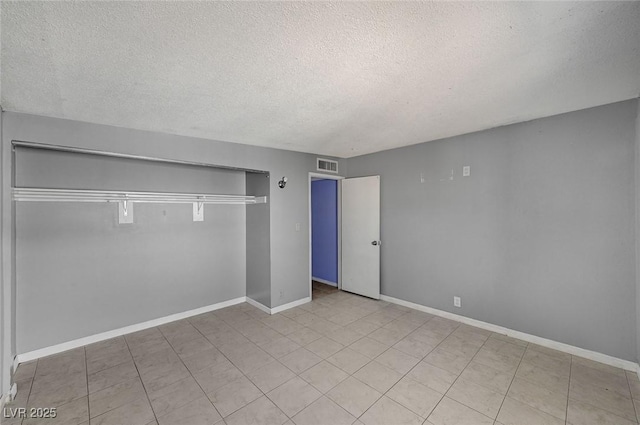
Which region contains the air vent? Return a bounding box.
[317,158,338,173]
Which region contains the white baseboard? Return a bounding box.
[245,297,272,315]
[0,394,9,420]
[0,383,16,414]
[380,294,639,372]
[13,294,312,367]
[312,277,338,287]
[272,297,311,314]
[15,296,247,365]
[246,296,312,315]
[0,392,9,414]
[12,356,19,377]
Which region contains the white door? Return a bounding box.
[341,176,380,299]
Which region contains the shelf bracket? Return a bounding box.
[193,200,204,222]
[118,200,133,224]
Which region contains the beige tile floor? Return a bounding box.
[5,285,640,425]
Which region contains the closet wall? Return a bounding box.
[0,109,7,395]
[14,147,248,353]
[246,172,271,307]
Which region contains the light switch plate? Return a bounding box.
[463,166,471,177]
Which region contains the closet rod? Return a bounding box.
[13,188,267,205]
[12,140,269,175]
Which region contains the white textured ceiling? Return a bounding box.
[2,2,639,158]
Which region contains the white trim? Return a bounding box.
[309,172,345,180]
[247,296,312,315]
[312,277,338,287]
[15,296,246,365]
[271,297,311,314]
[0,391,10,408]
[0,392,11,415]
[11,356,19,376]
[247,297,311,314]
[245,297,272,315]
[380,294,640,372]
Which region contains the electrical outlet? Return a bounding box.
[279,290,284,299]
[295,223,301,232]
[454,296,461,308]
[462,166,470,177]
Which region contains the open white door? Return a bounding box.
[341,176,380,299]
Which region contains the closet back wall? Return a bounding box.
[14,148,246,353]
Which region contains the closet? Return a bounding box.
[11,141,270,354]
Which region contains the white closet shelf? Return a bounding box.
[12,188,268,205]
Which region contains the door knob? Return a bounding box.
[372,241,378,246]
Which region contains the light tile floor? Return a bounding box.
[5,286,640,425]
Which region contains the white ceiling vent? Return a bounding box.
[317,158,338,173]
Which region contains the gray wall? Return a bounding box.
[0,108,16,396]
[0,108,3,393]
[0,108,7,395]
[14,147,247,353]
[636,101,640,364]
[347,100,638,361]
[2,112,345,356]
[246,172,271,307]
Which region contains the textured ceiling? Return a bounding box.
[2,2,639,158]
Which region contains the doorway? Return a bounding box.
[308,173,381,301]
[309,173,343,299]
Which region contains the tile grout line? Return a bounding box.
[440,328,521,422]
[260,310,360,421]
[625,371,639,424]
[83,346,91,423]
[183,311,272,421]
[262,294,399,422]
[21,359,39,422]
[186,306,322,421]
[230,308,338,421]
[122,335,160,425]
[565,355,573,425]
[322,298,411,421]
[568,357,638,424]
[492,339,528,423]
[352,311,458,422]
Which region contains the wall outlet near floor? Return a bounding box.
[279,290,284,299]
[454,296,461,308]
[462,166,471,177]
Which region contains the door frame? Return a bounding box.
[308,172,345,299]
